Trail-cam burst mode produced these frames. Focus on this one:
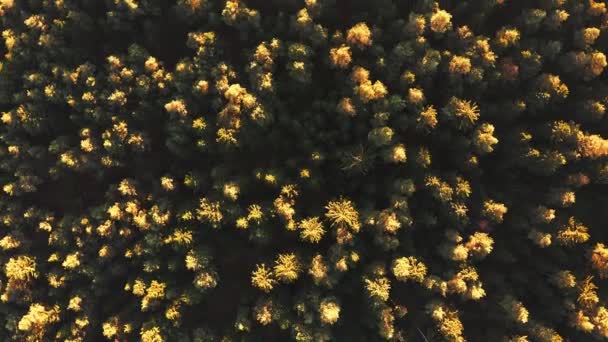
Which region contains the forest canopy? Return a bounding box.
[1,0,608,341]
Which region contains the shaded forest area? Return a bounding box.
[1,0,608,341]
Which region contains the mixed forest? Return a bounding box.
[2,0,608,341]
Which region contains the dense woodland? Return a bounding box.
[1,0,608,341]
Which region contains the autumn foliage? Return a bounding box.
[1,0,608,341]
